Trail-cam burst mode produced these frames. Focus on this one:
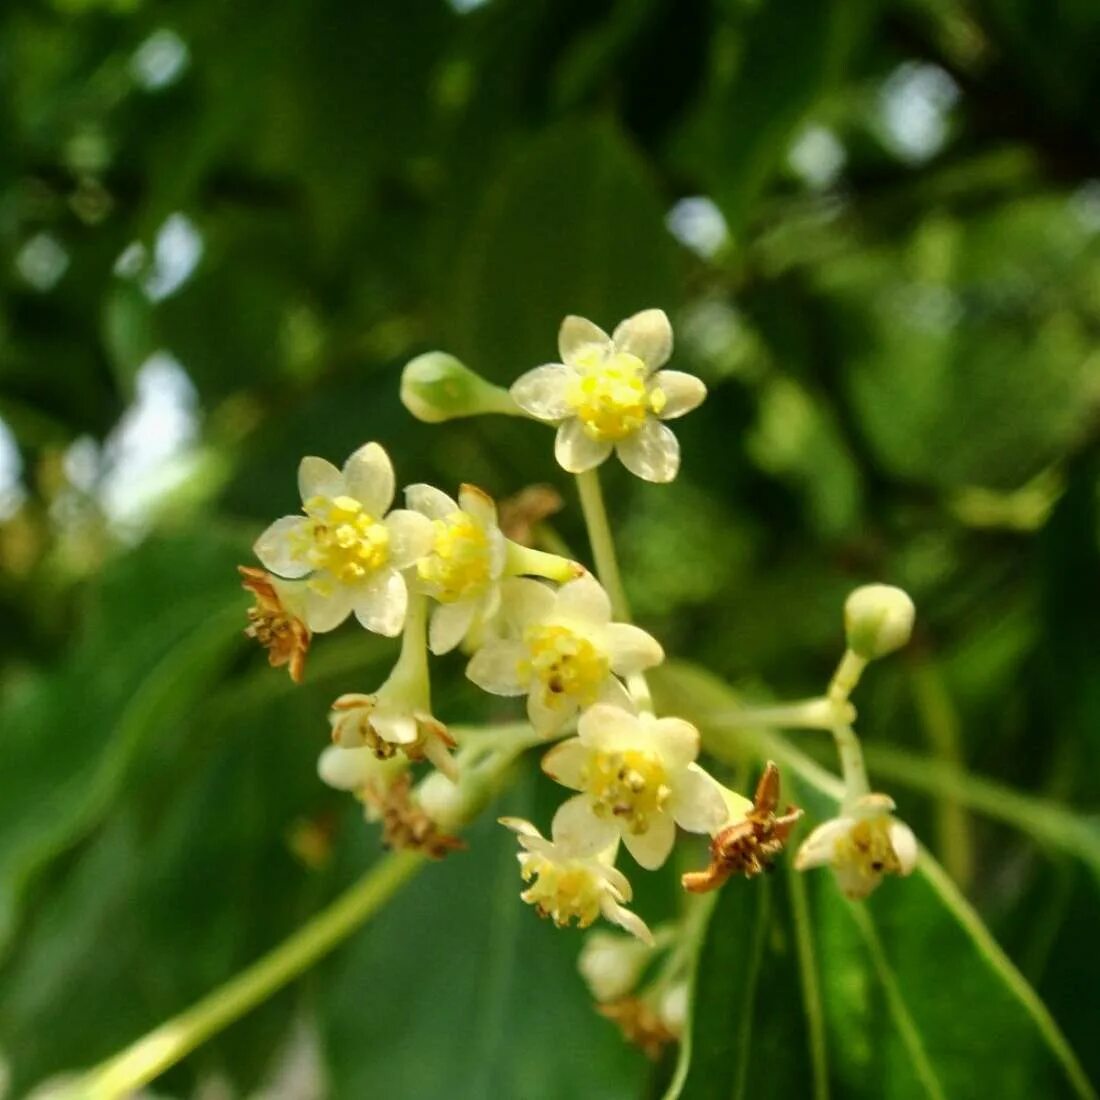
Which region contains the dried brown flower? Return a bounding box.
[497,484,564,546]
[239,565,310,683]
[361,772,465,861]
[597,997,678,1060]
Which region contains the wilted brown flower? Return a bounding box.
[361,772,465,861]
[497,484,564,546]
[239,565,311,682]
[597,997,678,1060]
[681,761,802,893]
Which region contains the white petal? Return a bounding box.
[670,763,728,834]
[502,576,556,630]
[651,370,706,420]
[612,309,672,373]
[303,584,355,633]
[371,709,418,745]
[429,599,477,655]
[551,795,616,857]
[650,716,699,768]
[317,745,374,791]
[559,315,611,367]
[466,640,527,695]
[604,623,664,675]
[621,814,676,870]
[527,686,576,736]
[577,703,642,751]
[353,570,407,636]
[510,365,573,421]
[384,510,434,569]
[616,419,680,483]
[555,419,613,474]
[601,899,654,946]
[487,529,507,579]
[554,572,612,625]
[541,738,587,790]
[405,483,458,519]
[596,676,635,712]
[254,516,310,578]
[889,819,919,876]
[794,817,852,871]
[500,816,541,840]
[458,483,498,530]
[298,456,344,502]
[343,442,395,515]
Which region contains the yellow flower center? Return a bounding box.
[416,511,490,602]
[519,623,609,705]
[584,749,670,835]
[566,350,665,442]
[833,817,903,882]
[294,495,390,587]
[521,856,604,928]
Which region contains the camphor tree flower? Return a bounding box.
[405,483,507,655]
[794,792,918,899]
[510,309,706,483]
[253,443,433,636]
[238,566,311,683]
[542,704,728,870]
[501,816,653,943]
[466,574,663,735]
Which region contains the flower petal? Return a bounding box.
[541,737,588,790]
[384,509,434,569]
[343,442,395,515]
[551,794,616,857]
[612,309,672,373]
[303,584,355,633]
[371,709,418,745]
[466,640,527,695]
[794,816,852,871]
[596,676,635,712]
[601,898,654,945]
[254,515,311,578]
[510,364,573,421]
[621,814,676,870]
[458,483,498,530]
[559,315,611,367]
[501,576,556,630]
[429,598,477,655]
[650,716,699,768]
[555,419,613,474]
[651,370,706,419]
[317,745,375,791]
[888,818,919,876]
[670,763,728,834]
[353,569,407,636]
[527,685,576,736]
[604,623,664,675]
[554,572,612,626]
[500,816,542,841]
[577,703,642,750]
[405,483,458,520]
[616,419,680,483]
[298,456,344,502]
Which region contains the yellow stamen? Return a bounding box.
[292,494,390,586]
[520,856,604,927]
[584,749,670,835]
[566,350,661,442]
[416,511,490,602]
[834,817,903,882]
[519,623,609,706]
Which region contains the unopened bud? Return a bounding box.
[578,931,653,1002]
[844,584,915,660]
[401,352,518,423]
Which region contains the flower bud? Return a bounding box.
[578,930,653,1002]
[400,352,518,423]
[844,584,915,660]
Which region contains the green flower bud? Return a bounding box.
[400,352,519,423]
[844,584,916,660]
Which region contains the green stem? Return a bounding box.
[575,468,631,623]
[827,648,867,703]
[832,721,870,807]
[505,541,581,584]
[715,696,853,731]
[73,852,425,1100]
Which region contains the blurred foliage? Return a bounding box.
[1,0,1100,1096]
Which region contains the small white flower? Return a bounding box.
[501,816,653,944]
[465,574,663,735]
[541,705,727,870]
[317,743,405,805]
[578,929,654,1002]
[794,793,918,899]
[510,309,706,483]
[329,691,457,781]
[253,443,433,636]
[405,482,507,655]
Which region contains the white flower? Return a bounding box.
[501,817,653,944]
[465,574,663,735]
[329,691,457,781]
[578,930,654,1002]
[253,443,433,636]
[510,309,706,483]
[405,482,507,655]
[541,705,727,870]
[794,793,918,899]
[317,743,405,803]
